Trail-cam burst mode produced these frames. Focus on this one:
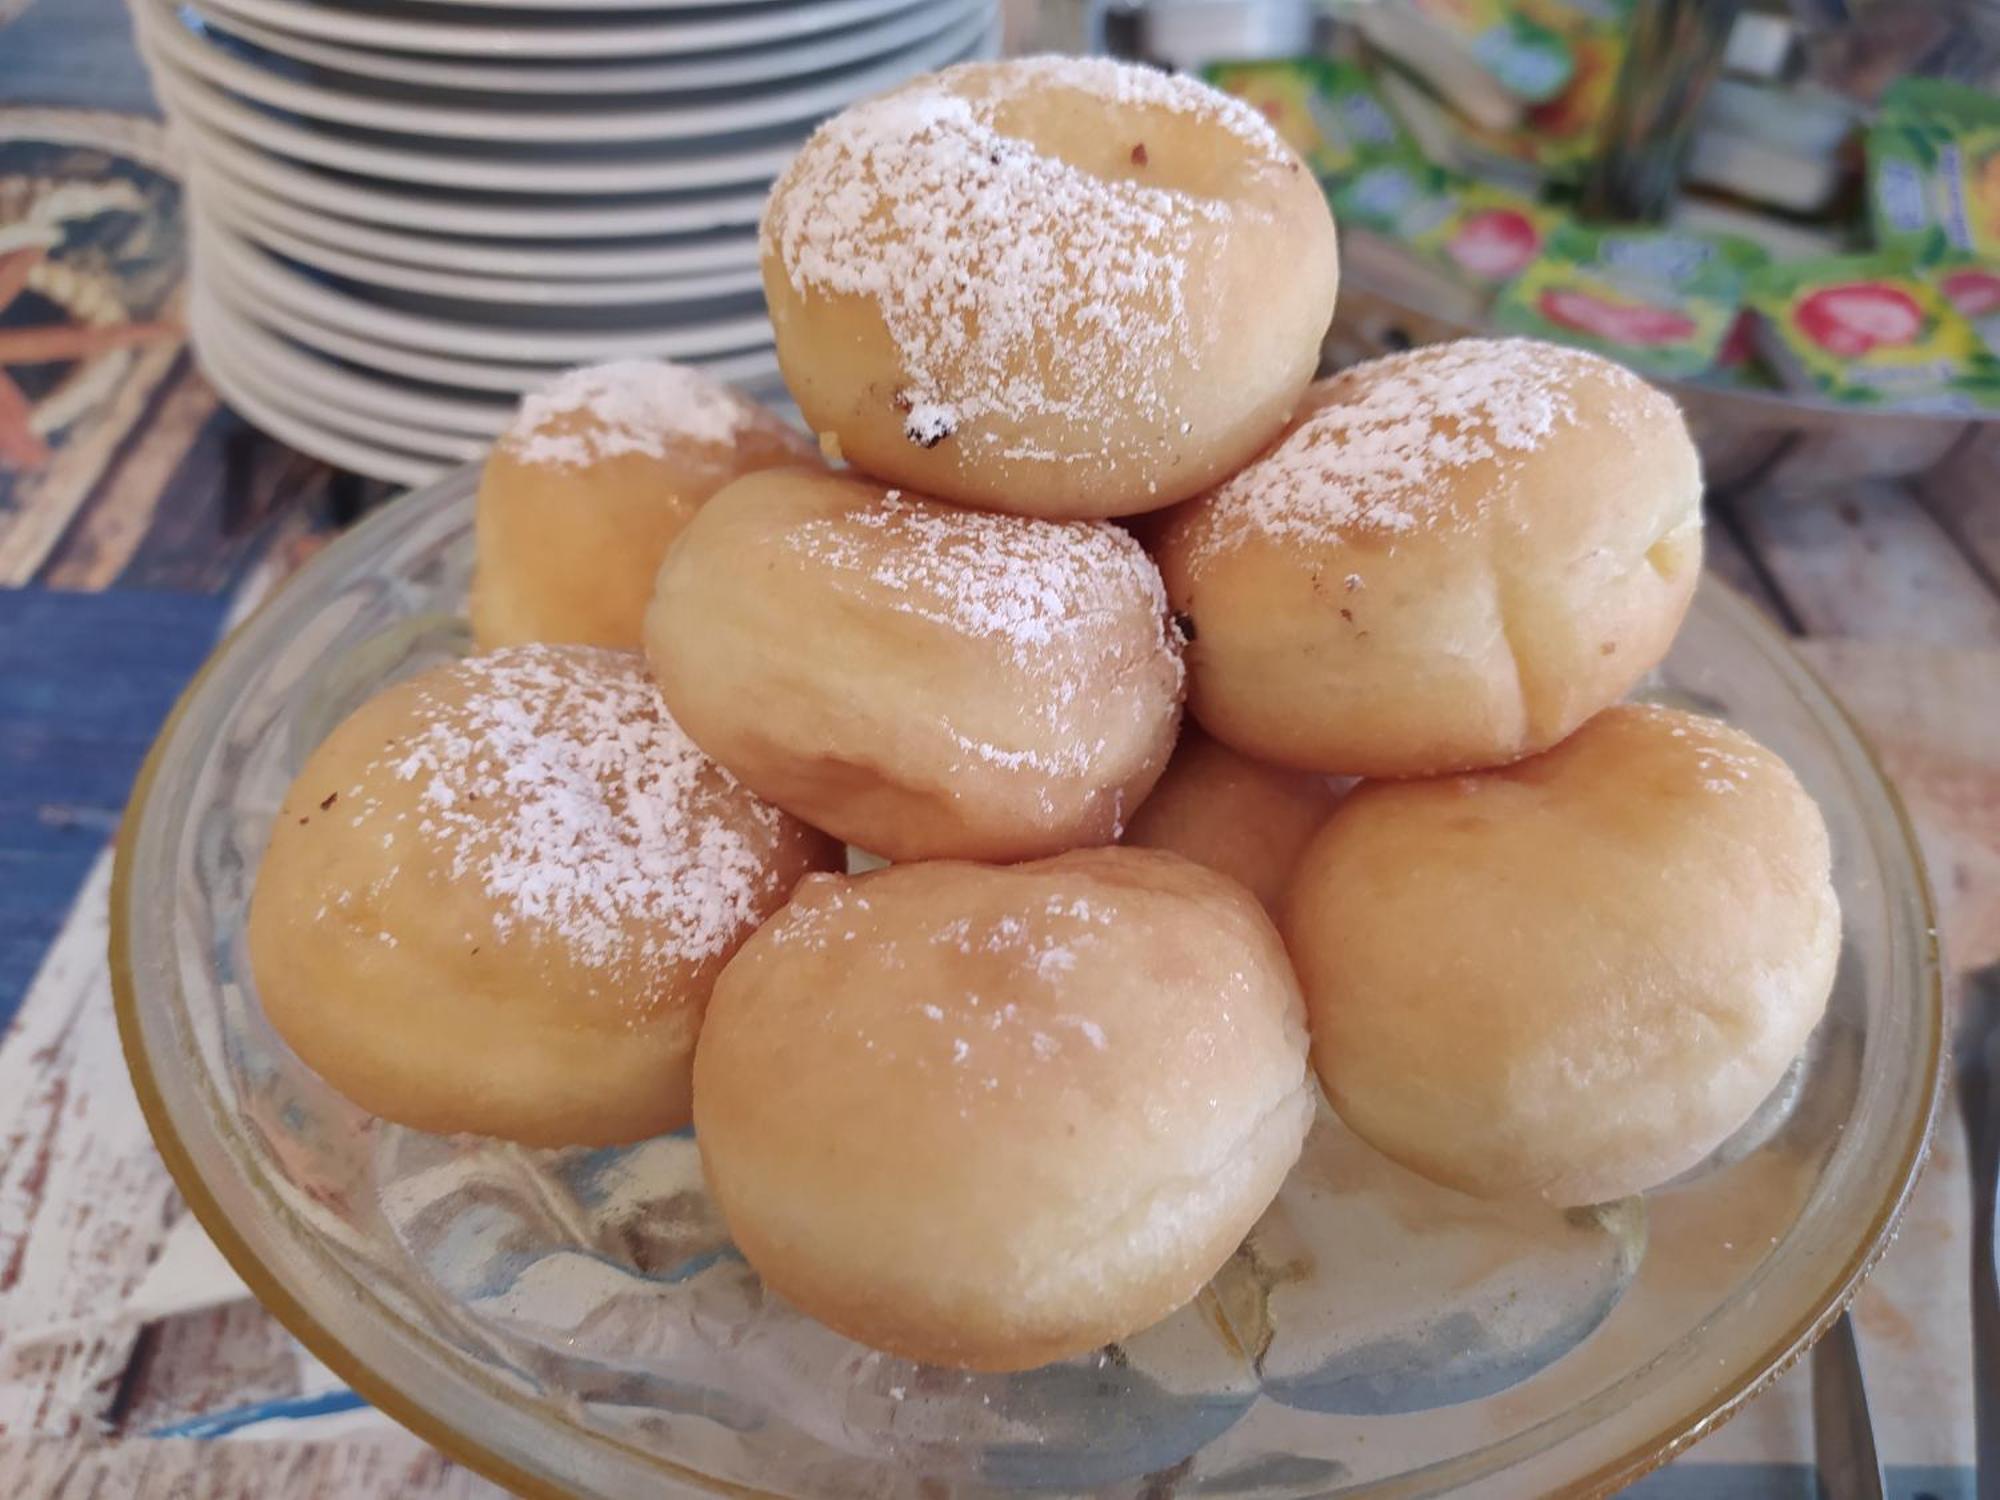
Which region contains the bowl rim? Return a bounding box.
[109,465,1946,1500]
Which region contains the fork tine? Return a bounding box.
[1812,1311,1886,1500]
[1958,964,2000,1498]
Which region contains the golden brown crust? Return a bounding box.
[760,58,1338,517]
[1285,704,1839,1207]
[247,646,839,1147]
[1156,339,1703,776]
[645,468,1184,862]
[471,362,816,650]
[692,848,1314,1370]
[1122,725,1339,911]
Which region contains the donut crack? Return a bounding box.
[1490,569,1538,752]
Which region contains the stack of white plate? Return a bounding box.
[132,0,1002,483]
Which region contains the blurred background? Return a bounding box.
[0,1,1997,1497]
[11,0,2000,489]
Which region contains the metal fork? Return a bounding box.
[1810,959,2000,1500]
[1960,963,2000,1499]
[1813,1311,1886,1500]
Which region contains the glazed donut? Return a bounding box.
[645,467,1183,862]
[693,847,1315,1370]
[1122,725,1339,911]
[247,645,839,1147]
[761,56,1339,518]
[1285,703,1839,1207]
[1156,338,1704,776]
[471,361,816,650]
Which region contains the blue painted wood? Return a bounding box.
[0,587,225,1027]
[144,1388,371,1440]
[0,0,157,118]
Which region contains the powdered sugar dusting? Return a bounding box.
[783,490,1180,785]
[765,873,1122,1082]
[789,489,1173,669]
[366,646,788,979]
[1192,339,1619,562]
[763,58,1288,457]
[505,360,755,469]
[836,493,1175,775]
[1639,704,1762,796]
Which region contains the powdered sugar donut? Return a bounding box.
[645,468,1183,862]
[1156,339,1703,777]
[471,361,816,650]
[761,57,1339,518]
[694,847,1315,1370]
[1286,705,1838,1206]
[247,646,839,1147]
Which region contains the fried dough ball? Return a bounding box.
[1286,704,1839,1207]
[1157,339,1703,776]
[693,848,1315,1369]
[247,646,839,1146]
[471,361,816,649]
[645,468,1183,862]
[1122,725,1339,911]
[761,56,1339,517]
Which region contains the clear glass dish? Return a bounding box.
[113,463,1943,1499]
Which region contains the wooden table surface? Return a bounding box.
[3,2,1999,1495]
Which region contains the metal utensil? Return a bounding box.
[1812,1311,1887,1500]
[1959,962,2000,1498]
[1578,0,1747,222]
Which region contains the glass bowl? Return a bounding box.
[113,463,1943,1498]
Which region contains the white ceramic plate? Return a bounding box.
[197,264,594,393]
[193,280,517,439]
[197,291,506,450]
[199,283,796,443]
[193,207,775,361]
[192,174,765,303]
[165,107,770,238]
[179,0,983,95]
[144,0,990,143]
[207,329,483,462]
[330,0,852,11]
[306,0,912,13]
[145,60,804,194]
[194,151,760,277]
[190,0,937,60]
[193,323,455,486]
[192,254,781,396]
